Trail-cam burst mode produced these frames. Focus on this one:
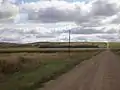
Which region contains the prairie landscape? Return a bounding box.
[0,42,104,90]
[0,42,120,90]
[1,0,120,90]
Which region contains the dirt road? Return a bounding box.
[40,50,120,90]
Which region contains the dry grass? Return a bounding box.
[0,52,70,74]
[0,50,102,74]
[0,50,103,90]
[0,54,41,74]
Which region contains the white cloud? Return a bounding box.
[0,2,19,23]
[16,0,119,24]
[0,0,120,23]
[0,0,120,43]
[0,23,120,43]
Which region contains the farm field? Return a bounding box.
[0,42,106,53]
[0,41,120,90]
[109,42,120,48]
[0,42,120,50]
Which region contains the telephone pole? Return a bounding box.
[106,41,109,49]
[68,29,71,58]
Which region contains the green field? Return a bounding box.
[109,42,120,48]
[0,42,120,50]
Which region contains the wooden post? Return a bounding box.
[106,41,109,49]
[68,30,71,58]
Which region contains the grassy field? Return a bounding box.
[1,41,120,90]
[0,48,104,53]
[0,42,120,50]
[109,42,120,48]
[0,50,102,90]
[0,42,106,53]
[0,42,107,48]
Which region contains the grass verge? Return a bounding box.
[0,50,102,90]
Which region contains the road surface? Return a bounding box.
[39,50,120,90]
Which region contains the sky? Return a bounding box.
[0,0,120,43]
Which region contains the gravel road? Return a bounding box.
[39,50,120,90]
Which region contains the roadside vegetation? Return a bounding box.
[111,49,120,54]
[0,50,102,90]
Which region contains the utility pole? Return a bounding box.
[68,29,71,58]
[106,41,109,49]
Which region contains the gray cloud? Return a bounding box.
[0,37,21,43]
[0,0,119,24]
[52,26,117,35]
[0,28,56,43]
[27,7,78,23]
[69,28,104,34]
[0,11,12,19]
[91,0,119,16]
[0,27,119,43]
[24,0,120,24]
[0,2,19,21]
[0,0,119,26]
[110,12,120,24]
[0,0,120,43]
[97,34,119,41]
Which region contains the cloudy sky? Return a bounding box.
[0,0,120,43]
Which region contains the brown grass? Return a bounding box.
[0,52,68,74]
[0,51,98,74]
[0,54,41,74]
[0,50,103,90]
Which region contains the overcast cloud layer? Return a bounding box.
[0,0,120,43]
